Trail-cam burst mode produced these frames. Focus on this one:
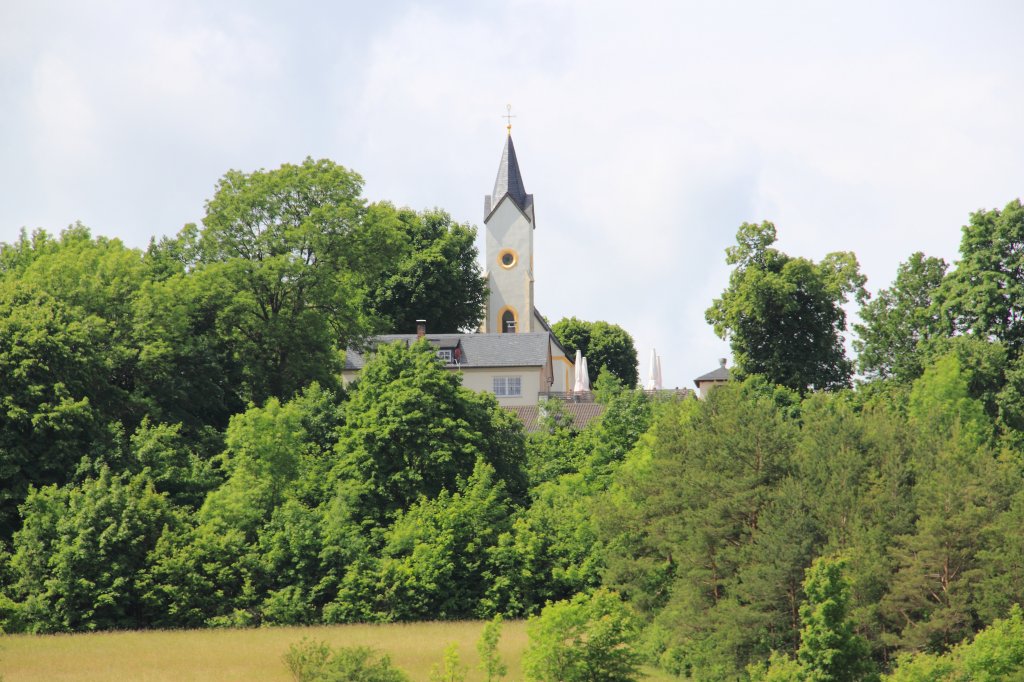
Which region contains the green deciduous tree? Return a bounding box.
[488,471,605,616]
[706,221,866,392]
[551,318,639,388]
[478,615,508,682]
[331,340,526,525]
[7,468,175,632]
[196,158,402,402]
[144,385,344,627]
[0,227,152,535]
[749,556,876,682]
[365,205,486,333]
[130,265,246,433]
[523,589,642,682]
[854,252,949,382]
[128,419,219,510]
[329,461,513,622]
[941,199,1024,356]
[797,556,876,682]
[0,283,110,536]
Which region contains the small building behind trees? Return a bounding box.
[694,358,731,398]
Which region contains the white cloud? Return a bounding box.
[29,54,99,162]
[3,0,1024,388]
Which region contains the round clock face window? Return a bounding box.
[499,249,518,268]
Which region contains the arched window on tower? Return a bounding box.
[502,310,517,333]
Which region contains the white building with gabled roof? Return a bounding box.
[342,327,573,407]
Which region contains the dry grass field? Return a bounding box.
[0,620,676,681]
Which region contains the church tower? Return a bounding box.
[481,132,536,333]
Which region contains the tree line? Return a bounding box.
[1,157,1023,679]
[0,157,643,633]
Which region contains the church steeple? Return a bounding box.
[481,130,536,334]
[484,134,534,222]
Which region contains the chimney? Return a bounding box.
[416,319,426,339]
[719,358,727,368]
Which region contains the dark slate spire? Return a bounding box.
[485,133,533,221]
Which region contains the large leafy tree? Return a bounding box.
[797,556,876,682]
[142,384,346,628]
[706,221,866,392]
[941,199,1024,356]
[7,467,175,632]
[330,461,513,622]
[195,157,404,402]
[0,284,109,535]
[331,340,526,525]
[551,317,639,388]
[0,226,152,535]
[365,205,486,333]
[854,252,949,382]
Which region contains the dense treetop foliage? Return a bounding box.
[0,158,485,536]
[551,317,639,388]
[2,167,1023,680]
[706,221,866,392]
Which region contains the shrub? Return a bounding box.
[429,643,467,682]
[523,589,642,682]
[477,615,508,682]
[283,639,409,682]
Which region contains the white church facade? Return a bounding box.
[342,131,576,406]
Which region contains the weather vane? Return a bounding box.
[503,104,516,133]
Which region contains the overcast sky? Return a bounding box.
[3,1,1024,389]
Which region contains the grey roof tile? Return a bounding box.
[694,364,731,384]
[344,332,555,371]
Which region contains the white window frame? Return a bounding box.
[492,376,522,397]
[436,349,454,364]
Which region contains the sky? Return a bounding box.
[3,0,1024,389]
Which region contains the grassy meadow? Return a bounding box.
[1,620,675,681]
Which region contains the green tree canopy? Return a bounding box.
[365,205,486,333]
[885,605,1024,681]
[331,340,526,525]
[854,252,949,382]
[194,157,403,402]
[941,199,1024,356]
[797,556,876,682]
[523,589,642,682]
[7,467,175,632]
[706,221,866,392]
[551,318,639,388]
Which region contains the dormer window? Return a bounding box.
[437,349,453,363]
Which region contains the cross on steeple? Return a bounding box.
[503,104,516,133]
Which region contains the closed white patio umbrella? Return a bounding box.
[573,349,585,394]
[646,348,659,390]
